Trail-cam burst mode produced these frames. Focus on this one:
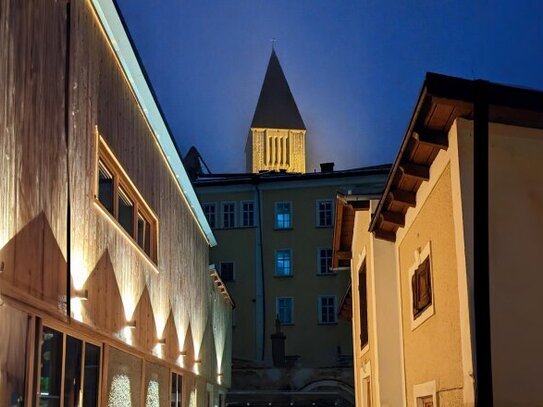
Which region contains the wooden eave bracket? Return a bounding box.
[389,188,416,207]
[413,129,449,150]
[380,211,405,227]
[399,162,430,181]
[336,250,352,260]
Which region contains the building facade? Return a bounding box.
[0,1,232,406]
[334,73,543,406]
[189,50,390,406]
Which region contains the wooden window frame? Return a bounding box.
[94,134,159,266]
[409,242,435,330]
[359,261,369,350]
[33,319,103,407]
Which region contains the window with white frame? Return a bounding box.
[221,202,236,228]
[318,248,333,274]
[316,199,333,227]
[241,201,255,227]
[318,296,337,324]
[275,249,292,277]
[276,297,293,325]
[202,203,216,228]
[275,202,292,229]
[219,262,234,282]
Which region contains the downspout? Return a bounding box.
[473,80,493,405]
[65,0,72,320]
[255,180,266,361]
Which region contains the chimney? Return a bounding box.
[320,162,335,173]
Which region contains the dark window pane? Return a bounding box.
[39,327,63,407]
[220,263,234,282]
[171,373,177,407]
[118,188,134,236]
[98,162,114,214]
[137,213,152,257]
[176,375,182,407]
[83,344,101,407]
[64,336,83,407]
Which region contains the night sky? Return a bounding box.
[116,0,543,173]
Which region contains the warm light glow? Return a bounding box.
[74,289,88,300]
[71,298,84,322]
[153,343,163,359]
[71,251,88,290]
[217,372,223,385]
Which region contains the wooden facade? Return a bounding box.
[0,0,232,406]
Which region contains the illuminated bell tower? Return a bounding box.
[246,49,306,173]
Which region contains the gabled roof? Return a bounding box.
[370,72,543,242]
[251,49,306,130]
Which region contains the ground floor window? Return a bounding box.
[38,325,102,407]
[171,372,183,407]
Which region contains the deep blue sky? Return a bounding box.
[116,0,543,173]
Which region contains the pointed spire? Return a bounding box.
[251,49,306,130]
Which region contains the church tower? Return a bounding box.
[246,50,306,173]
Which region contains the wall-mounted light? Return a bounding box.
[194,359,202,364]
[74,289,88,301]
[179,350,187,356]
[0,295,4,307]
[158,338,166,346]
[126,320,137,329]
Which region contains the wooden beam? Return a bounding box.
[373,230,396,242]
[400,162,430,181]
[336,250,352,260]
[413,129,448,149]
[389,188,416,207]
[380,211,405,227]
[348,200,370,211]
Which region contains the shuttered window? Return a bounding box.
[412,257,432,319]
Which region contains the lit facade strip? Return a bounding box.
[90,0,217,247]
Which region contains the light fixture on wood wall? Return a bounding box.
[179,350,187,356]
[74,289,88,301]
[126,319,137,329]
[158,338,166,346]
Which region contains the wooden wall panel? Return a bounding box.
[0,0,68,309]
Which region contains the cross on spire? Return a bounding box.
[271,37,277,50]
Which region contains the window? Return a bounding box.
[171,372,183,407]
[275,249,292,277]
[219,262,234,282]
[222,202,236,228]
[276,297,293,325]
[241,201,255,227]
[412,256,432,319]
[318,248,333,274]
[38,325,101,407]
[318,296,337,324]
[275,202,292,229]
[359,262,369,349]
[96,138,158,263]
[316,199,333,227]
[203,203,217,228]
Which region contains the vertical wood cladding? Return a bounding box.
[0,0,231,387]
[0,0,68,307]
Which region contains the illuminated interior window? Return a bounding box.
[276,297,293,325]
[275,249,292,276]
[275,202,291,229]
[96,139,158,263]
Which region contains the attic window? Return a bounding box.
[96,137,158,264]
